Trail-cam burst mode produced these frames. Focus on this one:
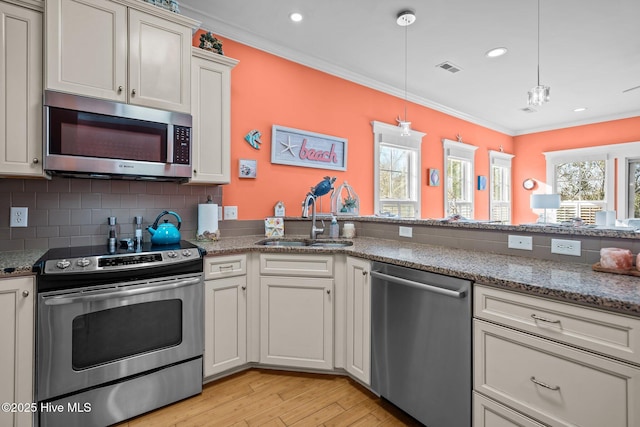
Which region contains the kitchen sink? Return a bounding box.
[255,238,353,248]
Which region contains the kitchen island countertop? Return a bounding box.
[2,236,639,317]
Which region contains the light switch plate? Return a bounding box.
[224,206,238,220]
[551,238,581,256]
[508,235,532,250]
[10,207,28,227]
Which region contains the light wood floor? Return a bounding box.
[116,368,422,426]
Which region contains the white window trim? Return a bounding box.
[489,150,515,223]
[443,139,478,218]
[543,141,640,218]
[372,121,426,217]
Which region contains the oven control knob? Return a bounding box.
[77,258,91,267]
[56,260,71,269]
[167,251,178,258]
[182,249,192,257]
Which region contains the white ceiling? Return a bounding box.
[178,0,640,135]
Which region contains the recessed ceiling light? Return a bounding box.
[485,47,508,58]
[573,107,588,112]
[289,12,303,22]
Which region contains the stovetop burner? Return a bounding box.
[33,240,205,293]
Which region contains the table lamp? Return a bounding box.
[530,194,561,223]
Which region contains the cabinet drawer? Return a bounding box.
[474,319,640,427]
[204,254,246,279]
[473,392,545,427]
[259,254,333,277]
[475,284,640,365]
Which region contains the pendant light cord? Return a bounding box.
[404,20,408,122]
[536,0,541,86]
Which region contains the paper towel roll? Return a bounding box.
[198,204,219,239]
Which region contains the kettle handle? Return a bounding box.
[151,210,182,230]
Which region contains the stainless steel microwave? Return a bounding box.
[44,91,193,181]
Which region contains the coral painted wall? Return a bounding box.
[512,116,640,224]
[193,32,638,224]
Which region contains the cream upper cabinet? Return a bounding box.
[0,0,43,177]
[45,0,197,113]
[345,256,371,385]
[190,48,238,184]
[0,276,34,427]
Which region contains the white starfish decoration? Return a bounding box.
[280,136,297,157]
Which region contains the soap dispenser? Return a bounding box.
[329,215,339,238]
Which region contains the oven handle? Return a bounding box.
[42,277,202,306]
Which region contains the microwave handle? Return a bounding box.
[42,277,201,306]
[166,124,175,164]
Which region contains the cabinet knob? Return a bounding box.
[326,289,331,295]
[241,286,246,291]
[117,86,123,94]
[362,270,368,276]
[32,158,39,164]
[22,290,29,297]
[131,89,136,96]
[193,170,197,174]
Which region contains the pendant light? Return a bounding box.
[396,10,415,136]
[527,0,550,106]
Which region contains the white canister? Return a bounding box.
[343,222,355,238]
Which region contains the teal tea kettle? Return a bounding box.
[147,211,182,245]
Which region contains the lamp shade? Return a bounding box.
[530,193,561,209]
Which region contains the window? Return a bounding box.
[544,142,640,224]
[443,139,478,218]
[489,150,514,223]
[372,121,425,218]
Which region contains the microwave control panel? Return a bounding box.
[173,126,191,164]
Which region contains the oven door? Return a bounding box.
[37,273,203,402]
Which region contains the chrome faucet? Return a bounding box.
[302,193,324,239]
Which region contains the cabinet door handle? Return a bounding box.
[117,85,123,94]
[530,376,560,391]
[131,89,136,96]
[531,314,561,324]
[219,265,234,272]
[22,290,30,297]
[32,158,39,164]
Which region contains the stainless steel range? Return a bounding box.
[33,241,205,427]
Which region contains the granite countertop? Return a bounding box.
[2,236,640,317]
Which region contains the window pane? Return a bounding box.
[628,160,640,218]
[380,145,412,200]
[555,159,606,224]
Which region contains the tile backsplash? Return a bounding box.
[0,177,222,250]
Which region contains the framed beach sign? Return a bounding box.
[271,125,347,171]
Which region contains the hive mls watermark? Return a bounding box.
[1,402,91,413]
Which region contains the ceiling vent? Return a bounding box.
[521,107,537,113]
[436,61,462,74]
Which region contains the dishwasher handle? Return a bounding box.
[370,270,467,299]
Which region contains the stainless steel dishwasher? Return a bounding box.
[370,262,472,427]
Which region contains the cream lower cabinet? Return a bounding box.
[0,0,43,177]
[190,48,238,184]
[203,255,247,378]
[474,284,640,427]
[344,256,370,384]
[46,0,197,113]
[0,276,34,427]
[259,254,333,370]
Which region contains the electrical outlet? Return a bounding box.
[223,206,238,220]
[10,207,28,227]
[551,238,581,256]
[508,235,532,250]
[399,226,413,238]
